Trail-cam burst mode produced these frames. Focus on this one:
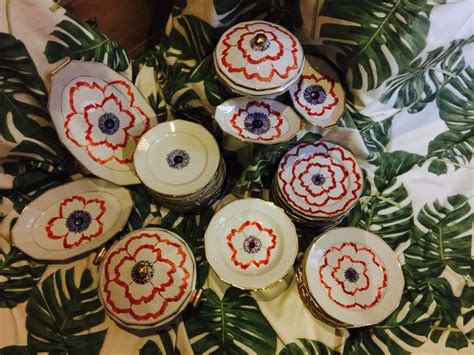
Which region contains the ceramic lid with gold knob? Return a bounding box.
[214,20,304,96]
[98,227,197,329]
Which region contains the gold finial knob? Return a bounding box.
[138,265,149,278]
[254,33,268,45]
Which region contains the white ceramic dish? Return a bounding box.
[304,227,404,327]
[289,56,345,128]
[215,98,302,144]
[214,21,304,93]
[12,178,133,260]
[98,228,196,328]
[134,120,220,196]
[48,60,158,185]
[205,198,298,290]
[277,141,363,217]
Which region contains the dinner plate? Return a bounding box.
[98,228,196,328]
[134,120,220,196]
[215,98,302,144]
[289,55,345,128]
[304,227,404,327]
[277,141,363,218]
[12,178,133,260]
[48,60,158,185]
[205,198,298,290]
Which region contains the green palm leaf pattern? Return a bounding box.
[381,37,471,113]
[280,339,340,355]
[426,66,474,175]
[184,288,277,354]
[26,267,107,354]
[44,12,129,72]
[0,239,45,308]
[404,195,472,281]
[139,329,180,355]
[319,0,431,90]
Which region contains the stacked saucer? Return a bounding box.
[296,227,404,328]
[214,20,304,97]
[134,120,225,212]
[270,141,363,233]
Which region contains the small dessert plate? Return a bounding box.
[304,227,404,327]
[215,98,302,144]
[98,228,197,329]
[277,141,363,217]
[12,178,133,260]
[134,120,220,196]
[48,60,158,185]
[205,198,298,290]
[214,20,304,95]
[289,56,345,128]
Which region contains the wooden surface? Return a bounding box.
[64,0,173,57]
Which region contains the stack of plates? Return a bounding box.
[270,141,363,233]
[296,227,404,328]
[214,20,304,97]
[98,228,197,330]
[205,199,298,291]
[134,120,225,212]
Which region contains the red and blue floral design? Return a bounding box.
[293,74,338,116]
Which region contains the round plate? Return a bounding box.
[134,120,220,196]
[214,21,304,92]
[277,141,363,217]
[304,227,404,327]
[12,178,133,260]
[289,55,345,128]
[48,60,158,185]
[205,198,298,290]
[98,228,196,328]
[215,98,302,144]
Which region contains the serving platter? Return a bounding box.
[12,178,133,260]
[48,60,158,185]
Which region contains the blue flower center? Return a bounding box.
[65,210,92,233]
[98,112,120,135]
[311,173,326,186]
[243,236,262,254]
[131,260,155,284]
[166,149,190,169]
[344,267,360,283]
[244,112,271,135]
[303,85,327,105]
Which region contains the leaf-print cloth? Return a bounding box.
[1,0,473,353]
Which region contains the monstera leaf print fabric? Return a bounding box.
[1,0,472,353]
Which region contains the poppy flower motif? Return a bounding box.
[103,232,190,321]
[230,101,284,141]
[278,142,362,216]
[319,242,387,309]
[45,195,106,249]
[220,21,301,82]
[294,74,338,116]
[64,80,151,165]
[226,220,277,270]
[166,149,190,170]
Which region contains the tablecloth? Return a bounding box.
[0,0,473,353]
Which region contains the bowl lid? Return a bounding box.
[214,98,302,144]
[205,198,298,290]
[289,56,345,128]
[304,227,404,327]
[134,120,220,196]
[214,21,304,92]
[98,228,196,327]
[12,178,133,260]
[277,141,363,218]
[48,60,158,185]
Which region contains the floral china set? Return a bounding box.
[11,20,404,330]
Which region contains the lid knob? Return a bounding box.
[251,33,270,51]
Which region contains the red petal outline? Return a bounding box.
[230,100,283,141]
[236,30,284,65]
[226,220,277,270]
[293,74,339,116]
[318,242,387,309]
